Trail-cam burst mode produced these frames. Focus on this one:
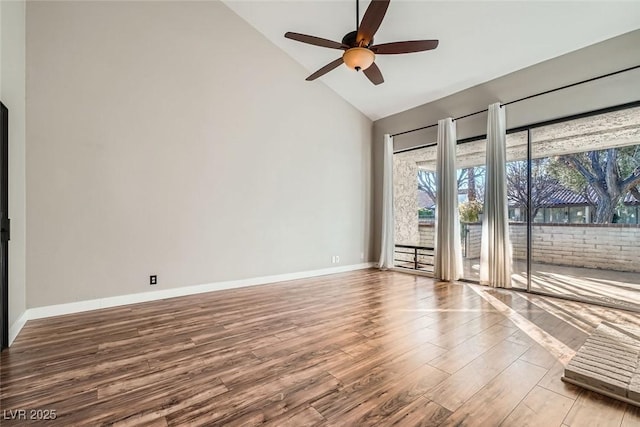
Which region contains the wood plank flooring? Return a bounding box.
[1,269,639,426]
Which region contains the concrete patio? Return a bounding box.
[463,258,640,311]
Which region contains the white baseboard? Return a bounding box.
[8,262,375,345]
[9,310,28,346]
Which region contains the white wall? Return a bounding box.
[0,0,27,333]
[26,1,372,308]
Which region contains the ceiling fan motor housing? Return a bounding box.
[342,30,372,48]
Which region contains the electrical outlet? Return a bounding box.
[335,256,340,263]
[150,275,157,285]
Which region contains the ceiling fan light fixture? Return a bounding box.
[342,47,375,71]
[285,0,437,85]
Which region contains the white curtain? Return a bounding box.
[435,119,463,281]
[480,103,513,287]
[379,134,395,269]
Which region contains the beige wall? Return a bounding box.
[372,30,640,258]
[26,1,372,308]
[1,0,27,330]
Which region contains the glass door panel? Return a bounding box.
[393,144,438,273]
[456,138,486,281]
[505,131,529,289]
[529,107,640,309]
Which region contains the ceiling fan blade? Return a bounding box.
[285,32,348,50]
[357,0,390,46]
[363,62,384,85]
[306,57,344,81]
[371,40,439,54]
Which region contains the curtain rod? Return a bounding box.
[390,64,640,138]
[394,99,640,155]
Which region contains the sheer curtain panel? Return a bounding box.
[435,119,463,281]
[379,134,395,269]
[480,103,513,287]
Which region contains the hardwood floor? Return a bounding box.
[1,269,639,426]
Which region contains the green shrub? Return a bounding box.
[418,208,434,219]
[459,200,483,223]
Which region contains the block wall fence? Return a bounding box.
[417,222,640,273]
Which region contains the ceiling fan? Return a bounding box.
[284,0,438,85]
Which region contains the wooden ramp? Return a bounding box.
[562,322,640,406]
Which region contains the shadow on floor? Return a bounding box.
[462,258,640,310]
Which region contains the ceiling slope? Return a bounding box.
[223,1,640,120]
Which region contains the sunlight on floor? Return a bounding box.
[468,284,576,365]
[463,258,640,310]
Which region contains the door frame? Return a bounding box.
[1,102,9,349]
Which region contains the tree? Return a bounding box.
[417,167,485,205]
[457,167,485,203]
[467,167,478,201]
[506,159,563,219]
[417,170,437,204]
[550,146,640,223]
[459,200,483,222]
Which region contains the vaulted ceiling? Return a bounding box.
[224,1,640,120]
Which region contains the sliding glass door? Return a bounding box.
[393,144,438,273]
[456,138,485,281]
[527,105,640,309]
[391,102,639,311]
[503,131,530,290]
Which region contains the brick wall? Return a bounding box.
[418,222,640,273]
[464,224,482,259]
[419,224,434,247]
